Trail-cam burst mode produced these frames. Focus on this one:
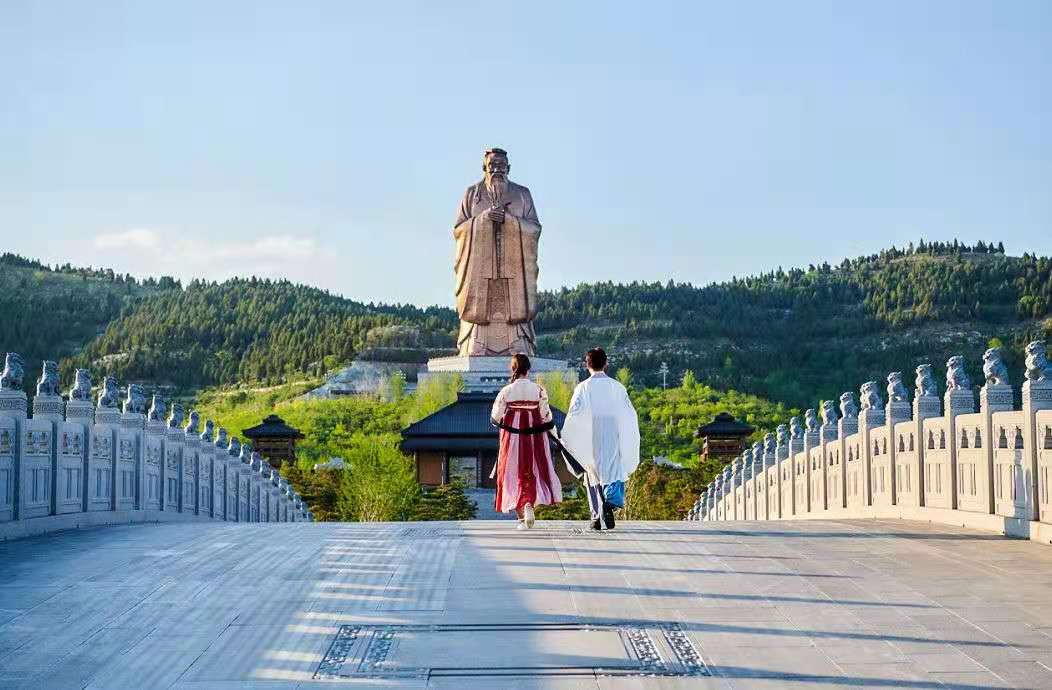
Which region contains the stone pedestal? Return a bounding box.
[144,420,165,511]
[883,401,911,507]
[1023,380,1052,523]
[21,395,62,520]
[59,399,93,515]
[980,384,1014,515]
[0,390,27,522]
[913,395,940,507]
[858,409,884,506]
[118,413,145,511]
[420,356,574,394]
[181,431,201,515]
[944,390,975,508]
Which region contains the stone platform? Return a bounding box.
[3,519,1052,688]
[420,355,574,393]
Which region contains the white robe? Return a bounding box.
[559,372,640,486]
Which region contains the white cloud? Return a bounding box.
[94,228,161,250]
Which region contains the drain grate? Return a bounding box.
[315,621,709,680]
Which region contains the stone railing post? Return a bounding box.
[213,427,231,520]
[884,377,911,508]
[144,396,166,512]
[802,412,819,514]
[164,405,187,513]
[25,362,63,520]
[913,366,941,507]
[118,386,147,512]
[763,435,777,519]
[225,436,241,521]
[92,381,121,513]
[944,359,976,511]
[1022,341,1052,522]
[836,394,858,510]
[858,382,886,508]
[776,426,791,518]
[980,373,1013,516]
[63,372,93,514]
[788,419,804,516]
[182,412,201,515]
[237,443,252,522]
[0,354,28,522]
[819,402,839,510]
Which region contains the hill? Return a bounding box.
[3,240,1050,407]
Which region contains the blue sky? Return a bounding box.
[1,1,1049,307]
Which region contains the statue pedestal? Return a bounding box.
[420,355,574,394]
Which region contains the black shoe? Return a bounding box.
[589,519,602,531]
[603,504,616,530]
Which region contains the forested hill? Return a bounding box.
[3,241,1051,408]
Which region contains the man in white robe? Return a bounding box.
[559,348,640,530]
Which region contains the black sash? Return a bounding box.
[491,419,586,478]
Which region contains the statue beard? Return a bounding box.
[485,175,507,200]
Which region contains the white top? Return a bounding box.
[559,372,641,485]
[491,378,553,424]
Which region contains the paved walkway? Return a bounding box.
[2,520,1052,689]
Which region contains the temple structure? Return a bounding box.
[694,412,754,463]
[241,414,304,469]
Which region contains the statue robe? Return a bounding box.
[453,180,541,354]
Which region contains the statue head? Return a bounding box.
[69,369,92,401]
[482,147,510,185]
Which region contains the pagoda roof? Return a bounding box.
[242,414,305,440]
[694,412,754,438]
[400,391,566,453]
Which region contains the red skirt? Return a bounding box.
[495,402,562,513]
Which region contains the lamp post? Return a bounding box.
[659,362,669,391]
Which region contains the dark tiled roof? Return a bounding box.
[400,391,566,453]
[242,414,305,440]
[694,411,754,438]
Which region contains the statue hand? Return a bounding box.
[485,207,505,225]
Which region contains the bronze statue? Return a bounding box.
[453,148,541,356]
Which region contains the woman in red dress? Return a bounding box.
[491,354,562,529]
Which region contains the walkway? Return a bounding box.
[2,519,1052,688]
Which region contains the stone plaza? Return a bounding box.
[3,518,1052,688]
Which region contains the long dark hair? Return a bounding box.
[510,353,531,380]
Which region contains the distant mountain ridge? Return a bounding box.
[2,241,1049,407]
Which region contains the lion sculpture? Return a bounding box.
[859,381,882,411]
[200,418,215,443]
[147,393,166,422]
[1025,341,1051,382]
[184,410,200,435]
[167,402,185,429]
[946,355,971,391]
[776,424,788,446]
[981,348,1010,386]
[839,392,859,420]
[123,384,147,415]
[0,352,25,391]
[228,437,241,456]
[36,361,61,397]
[820,400,838,426]
[804,408,818,433]
[214,426,228,448]
[886,372,909,402]
[752,441,764,463]
[97,376,119,408]
[915,364,938,398]
[789,416,803,440]
[68,369,92,401]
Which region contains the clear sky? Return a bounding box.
[2,1,1049,307]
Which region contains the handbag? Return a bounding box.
[603,480,626,509]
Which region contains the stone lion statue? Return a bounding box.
[36,361,61,397]
[752,441,764,462]
[1025,340,1051,382]
[214,426,228,449]
[763,433,776,455]
[0,352,25,391]
[167,402,185,429]
[97,376,119,408]
[68,369,92,401]
[820,400,838,426]
[859,381,882,411]
[982,347,1010,386]
[915,364,938,398]
[123,384,147,414]
[228,437,241,456]
[887,371,909,402]
[804,408,818,433]
[184,410,200,434]
[200,418,215,443]
[147,393,166,422]
[946,355,971,391]
[839,392,859,419]
[776,424,788,446]
[789,416,803,440]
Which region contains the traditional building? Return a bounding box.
[694,412,754,463]
[400,391,572,488]
[242,414,304,469]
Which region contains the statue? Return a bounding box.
[123,384,147,414]
[167,402,185,429]
[887,372,909,402]
[946,355,971,391]
[68,369,92,401]
[214,427,229,449]
[1025,341,1051,382]
[790,416,803,440]
[915,364,938,398]
[820,400,838,426]
[201,419,216,443]
[0,353,24,391]
[763,433,776,456]
[147,393,166,422]
[228,437,241,456]
[184,409,200,435]
[804,408,818,433]
[839,392,858,419]
[452,148,541,356]
[982,348,1010,386]
[36,361,61,397]
[859,381,882,411]
[776,424,789,446]
[97,376,119,408]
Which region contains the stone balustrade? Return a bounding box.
[0,353,313,540]
[690,341,1052,546]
